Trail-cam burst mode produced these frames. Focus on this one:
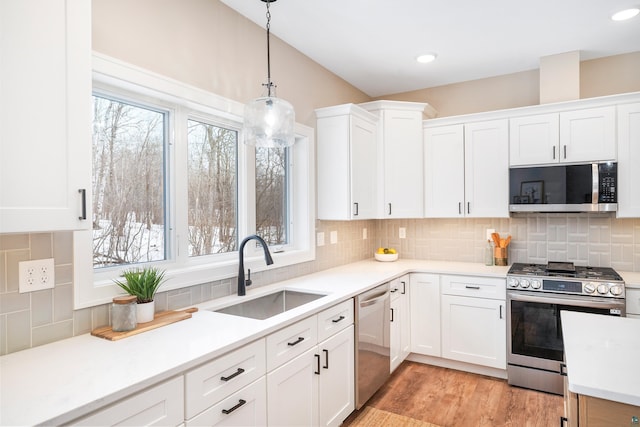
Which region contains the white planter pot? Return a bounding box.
[136,301,155,323]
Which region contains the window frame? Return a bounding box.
[73,53,315,309]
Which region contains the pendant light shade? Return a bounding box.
[243,0,296,148]
[244,94,295,148]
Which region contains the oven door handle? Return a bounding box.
[507,291,624,310]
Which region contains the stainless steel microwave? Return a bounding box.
[509,162,617,213]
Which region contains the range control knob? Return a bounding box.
[531,280,542,289]
[584,282,596,294]
[597,283,610,295]
[520,279,530,289]
[508,278,519,288]
[610,285,624,296]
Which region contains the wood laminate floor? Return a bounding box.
[344,361,564,427]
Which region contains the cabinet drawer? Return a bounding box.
[441,275,506,299]
[186,377,266,427]
[626,288,640,315]
[266,315,317,371]
[317,299,354,342]
[185,339,266,419]
[72,376,184,426]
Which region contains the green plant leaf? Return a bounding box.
[113,267,167,303]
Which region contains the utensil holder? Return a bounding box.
[494,247,508,266]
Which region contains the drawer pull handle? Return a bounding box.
[287,336,304,346]
[560,363,568,376]
[323,349,329,369]
[314,354,321,375]
[465,285,481,290]
[331,315,345,323]
[220,368,245,382]
[221,399,246,415]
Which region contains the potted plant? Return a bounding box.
[114,267,167,323]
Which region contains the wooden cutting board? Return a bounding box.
[91,307,198,341]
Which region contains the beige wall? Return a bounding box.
[379,52,640,117]
[92,0,370,127]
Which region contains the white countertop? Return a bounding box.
[620,271,640,289]
[561,311,640,407]
[0,259,508,426]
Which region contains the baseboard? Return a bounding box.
[405,353,508,379]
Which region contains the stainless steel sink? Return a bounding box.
[212,290,326,320]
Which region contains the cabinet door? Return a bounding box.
[318,325,355,427]
[186,377,266,427]
[267,347,318,427]
[381,109,424,218]
[509,114,559,166]
[560,106,616,163]
[0,0,91,232]
[73,376,184,426]
[424,125,465,217]
[441,295,506,369]
[390,296,401,372]
[398,278,411,362]
[409,273,441,357]
[316,105,377,220]
[617,103,640,218]
[464,119,509,218]
[350,115,378,219]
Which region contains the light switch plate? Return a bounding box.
[399,227,407,239]
[19,258,55,293]
[486,228,495,241]
[317,232,325,246]
[330,230,338,244]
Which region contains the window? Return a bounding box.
[74,54,315,309]
[187,119,238,256]
[92,95,168,268]
[256,147,289,246]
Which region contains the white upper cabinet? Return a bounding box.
[560,106,616,163]
[424,124,465,217]
[617,103,640,218]
[0,0,92,233]
[360,101,434,219]
[424,119,509,218]
[316,104,378,220]
[509,113,559,166]
[464,119,510,217]
[510,106,616,167]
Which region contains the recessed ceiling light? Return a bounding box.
[611,7,640,21]
[416,53,437,64]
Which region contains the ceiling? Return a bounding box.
[220,0,640,97]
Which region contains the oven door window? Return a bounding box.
[510,300,615,361]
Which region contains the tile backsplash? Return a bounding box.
[2,214,640,355]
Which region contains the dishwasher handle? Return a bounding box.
[359,291,389,308]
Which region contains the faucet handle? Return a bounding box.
[245,269,252,287]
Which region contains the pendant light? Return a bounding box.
[243,0,296,148]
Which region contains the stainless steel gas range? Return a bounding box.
[506,261,625,395]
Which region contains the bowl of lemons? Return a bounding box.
[374,247,398,262]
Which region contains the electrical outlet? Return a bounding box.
[317,232,325,247]
[19,258,55,293]
[363,228,368,239]
[330,230,338,244]
[399,227,407,239]
[486,228,496,241]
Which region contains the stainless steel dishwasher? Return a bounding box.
[355,282,390,409]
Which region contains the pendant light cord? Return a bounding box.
[265,1,273,97]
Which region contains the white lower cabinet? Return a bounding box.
[409,273,441,357]
[440,275,506,370]
[267,308,354,427]
[184,339,266,424]
[390,275,410,372]
[72,376,184,426]
[186,377,266,427]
